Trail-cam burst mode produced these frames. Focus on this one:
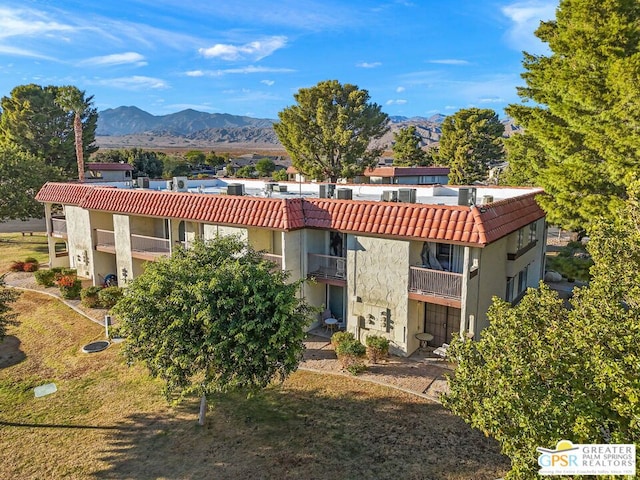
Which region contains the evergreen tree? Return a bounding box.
[506,0,640,230]
[392,125,429,166]
[438,108,504,184]
[274,80,389,182]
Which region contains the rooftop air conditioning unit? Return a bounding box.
[457,187,477,206]
[274,184,288,193]
[327,183,336,198]
[136,176,149,189]
[381,190,398,202]
[226,183,245,196]
[265,182,277,192]
[337,188,352,200]
[398,188,417,203]
[173,176,188,192]
[481,195,494,205]
[166,180,173,191]
[319,184,329,198]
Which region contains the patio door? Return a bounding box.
[424,303,461,346]
[327,284,345,323]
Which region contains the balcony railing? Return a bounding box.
[261,252,283,269]
[130,233,170,257]
[51,217,67,237]
[95,229,115,250]
[408,266,462,299]
[307,253,346,281]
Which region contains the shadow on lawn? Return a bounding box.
[93,379,509,480]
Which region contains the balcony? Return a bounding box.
[131,233,170,259]
[51,217,67,238]
[260,252,283,270]
[408,266,462,305]
[95,229,116,254]
[307,253,346,283]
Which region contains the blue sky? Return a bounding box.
[0,0,558,119]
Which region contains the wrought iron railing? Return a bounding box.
[408,266,462,299]
[307,253,346,280]
[130,233,170,256]
[51,217,67,237]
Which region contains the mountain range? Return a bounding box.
[96,106,518,151]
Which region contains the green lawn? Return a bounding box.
[0,233,49,274]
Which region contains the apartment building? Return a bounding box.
[36,179,546,356]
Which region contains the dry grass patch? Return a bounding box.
[0,292,509,479]
[0,233,49,273]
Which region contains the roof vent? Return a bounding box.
[480,195,494,205]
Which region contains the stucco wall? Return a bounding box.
[113,214,133,285]
[348,235,410,355]
[203,224,247,241]
[65,205,93,278]
[283,230,303,283]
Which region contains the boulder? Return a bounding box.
[544,270,563,282]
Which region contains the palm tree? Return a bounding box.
[56,87,93,183]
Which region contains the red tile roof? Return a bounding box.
[35,183,95,205]
[87,162,134,171]
[36,183,544,245]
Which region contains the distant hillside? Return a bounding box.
[96,106,520,150]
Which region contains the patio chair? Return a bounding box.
[433,343,449,358]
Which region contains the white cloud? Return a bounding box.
[199,36,287,61]
[427,59,470,65]
[79,52,146,67]
[89,75,169,90]
[386,99,407,105]
[0,7,76,39]
[501,1,557,52]
[445,105,458,110]
[0,44,54,59]
[478,97,504,104]
[356,61,382,68]
[261,79,275,86]
[396,86,405,93]
[184,65,295,76]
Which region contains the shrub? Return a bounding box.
[23,262,39,272]
[365,335,390,364]
[331,330,355,348]
[24,257,38,264]
[34,269,56,287]
[81,286,103,308]
[335,339,367,375]
[57,275,81,299]
[98,286,124,308]
[10,261,25,272]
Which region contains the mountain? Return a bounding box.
[96,106,520,150]
[97,107,275,136]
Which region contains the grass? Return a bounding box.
[0,233,49,274]
[0,291,510,479]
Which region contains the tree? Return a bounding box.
[506,0,640,231]
[92,148,164,179]
[442,185,640,479]
[392,125,429,166]
[255,158,276,177]
[0,144,61,221]
[274,80,389,182]
[112,237,313,425]
[499,133,545,186]
[0,84,98,178]
[235,164,256,178]
[0,275,20,341]
[55,86,94,183]
[205,151,226,168]
[438,108,504,184]
[184,150,206,167]
[272,169,288,181]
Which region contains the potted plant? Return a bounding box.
[365,335,390,364]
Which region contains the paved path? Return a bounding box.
[3,271,451,402]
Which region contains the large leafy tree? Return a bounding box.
[55,86,93,182]
[112,236,313,425]
[0,84,98,178]
[506,0,640,231]
[0,144,60,221]
[392,125,429,166]
[92,148,164,178]
[274,80,389,182]
[438,108,504,184]
[443,184,640,479]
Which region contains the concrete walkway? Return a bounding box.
[3,271,451,402]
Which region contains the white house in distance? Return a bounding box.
[86,162,134,182]
[36,179,546,356]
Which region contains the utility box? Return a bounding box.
[398,188,417,203]
[226,183,245,196]
[381,190,398,202]
[337,188,352,200]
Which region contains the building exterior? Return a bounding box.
[86,162,134,182]
[356,166,450,185]
[36,180,546,356]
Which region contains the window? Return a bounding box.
[529,222,537,244]
[507,264,530,302]
[513,221,538,256]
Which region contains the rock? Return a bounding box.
[544,270,563,282]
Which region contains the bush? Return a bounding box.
[10,261,25,272]
[335,339,367,375]
[81,286,103,308]
[365,335,390,364]
[98,286,124,308]
[24,257,38,264]
[57,275,81,299]
[23,262,39,272]
[331,330,355,348]
[34,269,56,287]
